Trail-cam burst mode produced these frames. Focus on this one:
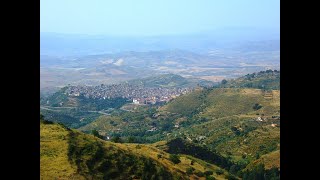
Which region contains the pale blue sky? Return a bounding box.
[40,0,280,36]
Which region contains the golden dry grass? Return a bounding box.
[41,122,229,179]
[40,123,85,180]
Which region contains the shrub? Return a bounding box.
[111,136,123,143]
[127,136,135,143]
[169,154,181,164]
[253,103,262,110]
[157,154,162,159]
[226,174,238,180]
[186,167,194,175]
[216,169,224,175]
[195,171,205,177]
[221,79,228,85]
[204,170,213,176]
[206,176,216,180]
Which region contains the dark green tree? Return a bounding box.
[221,79,228,85]
[91,129,104,139]
[111,136,123,143]
[169,154,181,164]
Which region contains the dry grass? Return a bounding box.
[41,122,229,179]
[40,123,84,179]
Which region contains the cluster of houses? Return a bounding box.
[132,95,176,105]
[65,83,193,103]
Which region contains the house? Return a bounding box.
[132,98,139,104]
[147,127,157,132]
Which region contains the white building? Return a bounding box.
[133,98,139,104]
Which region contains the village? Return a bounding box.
[65,83,193,104]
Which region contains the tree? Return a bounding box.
[128,136,135,143]
[169,154,181,164]
[186,167,194,175]
[195,171,205,177]
[229,165,237,175]
[40,114,44,120]
[111,136,123,143]
[253,103,262,110]
[91,129,104,139]
[221,79,228,85]
[204,170,213,176]
[216,169,224,175]
[206,176,216,180]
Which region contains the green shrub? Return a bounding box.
[91,129,104,139]
[195,171,205,177]
[111,136,123,143]
[169,154,181,164]
[253,103,262,110]
[204,170,213,176]
[186,167,194,175]
[216,169,224,175]
[206,176,216,180]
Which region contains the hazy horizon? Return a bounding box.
[40,0,279,36]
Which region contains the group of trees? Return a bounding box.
[242,164,280,180]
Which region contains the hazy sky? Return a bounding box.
[40,0,280,36]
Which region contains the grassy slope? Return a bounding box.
[40,121,80,179]
[79,88,280,166]
[164,88,280,118]
[245,150,280,170]
[224,70,280,90]
[160,89,206,117]
[41,121,230,179]
[161,88,280,166]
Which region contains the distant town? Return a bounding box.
[65,83,194,104]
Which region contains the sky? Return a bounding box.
[40,0,280,36]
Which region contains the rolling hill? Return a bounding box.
[221,70,280,90]
[41,70,280,179]
[40,119,231,179]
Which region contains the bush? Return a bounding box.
[216,169,224,175]
[226,174,238,180]
[127,136,135,143]
[206,176,216,180]
[91,129,104,139]
[204,170,213,176]
[195,171,205,177]
[41,119,54,124]
[186,167,194,175]
[157,154,162,159]
[229,165,237,175]
[111,136,123,143]
[169,154,181,164]
[253,103,262,110]
[221,79,228,85]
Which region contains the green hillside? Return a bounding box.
[78,87,280,177]
[222,70,280,90]
[128,73,214,88]
[41,71,280,179]
[41,119,231,180]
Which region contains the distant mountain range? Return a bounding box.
[41,27,279,56]
[41,48,279,95]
